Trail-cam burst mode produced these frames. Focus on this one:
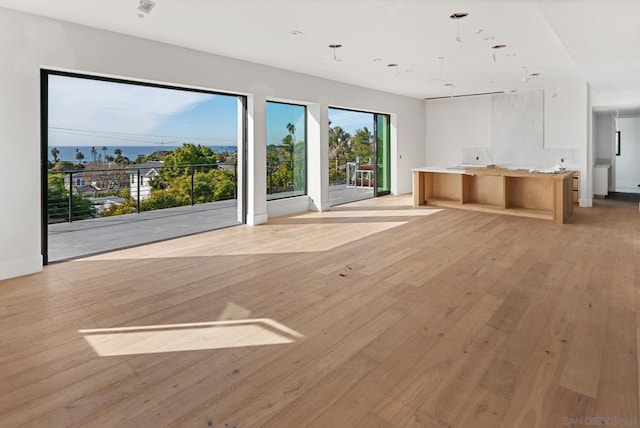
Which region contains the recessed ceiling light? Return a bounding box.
[290,30,303,36]
[492,44,507,50]
[137,0,155,15]
[450,12,469,20]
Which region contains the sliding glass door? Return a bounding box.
[328,108,390,206]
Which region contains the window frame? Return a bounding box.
[265,100,308,201]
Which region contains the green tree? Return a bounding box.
[158,143,218,183]
[47,174,93,222]
[351,127,374,164]
[75,148,85,165]
[283,123,296,160]
[99,188,136,217]
[52,160,75,171]
[113,148,130,165]
[50,147,60,163]
[328,126,352,182]
[141,168,236,211]
[134,154,148,164]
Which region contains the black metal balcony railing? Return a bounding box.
[47,163,237,224]
[266,159,307,196]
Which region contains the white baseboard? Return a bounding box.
[248,212,268,226]
[0,255,42,281]
[579,197,593,208]
[267,196,310,218]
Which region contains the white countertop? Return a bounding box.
[412,165,487,174]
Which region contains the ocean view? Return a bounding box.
[48,145,237,163]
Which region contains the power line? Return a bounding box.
[49,127,237,145]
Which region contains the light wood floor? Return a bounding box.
[1,195,639,427]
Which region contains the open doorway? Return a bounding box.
[41,70,246,263]
[614,116,640,194]
[328,108,390,206]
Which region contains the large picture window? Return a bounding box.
[42,70,246,263]
[266,102,306,200]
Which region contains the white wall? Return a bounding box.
[425,80,590,205]
[0,7,426,281]
[425,95,492,166]
[595,113,615,161]
[615,116,640,193]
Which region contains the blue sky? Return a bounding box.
[47,75,375,148]
[266,102,306,146]
[328,108,374,135]
[48,75,238,147]
[266,105,373,146]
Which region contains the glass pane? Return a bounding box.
[44,72,243,263]
[376,114,391,195]
[266,102,306,200]
[328,108,375,206]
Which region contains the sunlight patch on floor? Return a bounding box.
[79,221,407,260]
[80,319,304,357]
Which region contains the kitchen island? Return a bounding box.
[412,166,575,224]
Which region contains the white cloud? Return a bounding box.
[48,75,212,146]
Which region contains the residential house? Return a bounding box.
[127,161,163,201]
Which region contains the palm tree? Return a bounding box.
[282,123,296,162]
[90,146,98,163]
[102,146,108,161]
[286,123,296,144]
[50,147,60,163]
[75,150,85,165]
[328,126,351,161]
[328,126,353,183]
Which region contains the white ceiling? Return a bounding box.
[0,0,638,106]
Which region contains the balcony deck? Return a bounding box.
[48,199,239,262]
[47,184,383,262]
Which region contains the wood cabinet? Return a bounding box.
[413,167,575,224]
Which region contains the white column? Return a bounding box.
[307,102,330,211]
[246,94,268,224]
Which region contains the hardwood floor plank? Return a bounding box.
[542,386,596,428]
[594,308,639,422]
[0,196,638,426]
[451,387,510,428]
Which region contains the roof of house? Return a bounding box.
[127,161,163,176]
